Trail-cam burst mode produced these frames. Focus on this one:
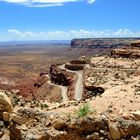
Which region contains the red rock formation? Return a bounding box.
[16,79,36,99]
[50,64,77,100]
[71,38,139,48]
[111,46,140,58]
[33,80,62,102]
[34,74,48,88]
[130,41,140,47]
[50,65,74,86]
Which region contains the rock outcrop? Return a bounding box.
[85,85,105,95]
[0,90,138,140]
[34,74,48,88]
[50,64,78,100]
[70,38,140,48]
[50,65,74,86]
[65,63,84,71]
[0,55,140,139]
[111,40,140,58]
[111,47,140,58]
[0,92,13,113]
[8,107,140,140]
[33,74,62,102]
[130,40,140,47]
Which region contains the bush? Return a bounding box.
[77,103,91,118]
[40,103,49,109]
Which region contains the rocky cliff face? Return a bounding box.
[111,41,140,58]
[0,90,140,140]
[70,38,140,48]
[0,43,140,139]
[50,65,74,86]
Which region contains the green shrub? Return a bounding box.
[40,103,49,109]
[77,103,91,118]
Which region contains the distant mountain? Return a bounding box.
[70,38,140,48]
[0,40,70,46]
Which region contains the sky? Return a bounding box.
[0,0,140,41]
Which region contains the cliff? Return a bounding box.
[70,38,140,48]
[111,41,140,58]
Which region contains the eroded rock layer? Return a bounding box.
[71,38,140,48]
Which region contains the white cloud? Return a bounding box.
[113,29,134,36]
[87,0,95,4]
[5,28,140,41]
[8,29,22,34]
[0,0,96,7]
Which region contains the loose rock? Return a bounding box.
[109,124,121,140]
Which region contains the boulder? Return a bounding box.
[118,119,140,138]
[132,111,140,120]
[109,124,121,140]
[11,114,29,125]
[0,92,13,113]
[0,131,4,138]
[85,85,105,95]
[2,111,10,122]
[52,120,67,130]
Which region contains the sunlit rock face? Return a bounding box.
[70,38,139,48]
[111,41,140,58]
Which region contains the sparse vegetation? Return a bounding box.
[76,103,92,118]
[40,103,49,110]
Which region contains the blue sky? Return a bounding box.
[0,0,140,41]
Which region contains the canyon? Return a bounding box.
[71,38,140,48]
[0,40,140,139]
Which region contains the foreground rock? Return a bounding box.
[0,91,139,139]
[132,111,140,120]
[0,92,13,113]
[8,107,140,140]
[2,111,10,122]
[10,113,29,125]
[109,124,121,140]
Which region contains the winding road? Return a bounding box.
[59,85,68,102]
[73,70,83,100]
[45,75,68,102]
[59,64,84,101]
[45,63,84,102]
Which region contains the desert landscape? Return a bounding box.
[0,39,139,139]
[0,0,140,139]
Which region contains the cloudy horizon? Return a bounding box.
[0,0,140,41]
